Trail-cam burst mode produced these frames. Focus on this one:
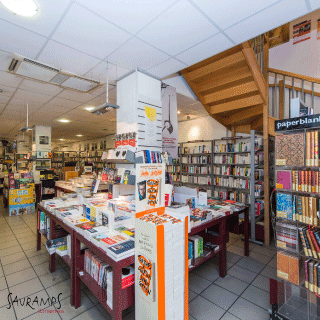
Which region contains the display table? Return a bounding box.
[54,182,111,196]
[36,204,249,320]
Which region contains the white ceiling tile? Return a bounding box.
[56,90,95,103]
[0,50,13,72]
[107,37,169,70]
[47,97,82,109]
[77,0,176,34]
[7,98,43,111]
[148,58,187,79]
[89,84,106,96]
[309,0,320,10]
[38,41,100,75]
[0,19,46,58]
[84,94,106,107]
[225,0,309,44]
[19,79,63,95]
[0,94,10,104]
[0,84,16,97]
[177,93,197,107]
[52,3,131,60]
[37,104,71,114]
[137,0,219,56]
[13,89,52,104]
[0,0,72,37]
[0,70,23,87]
[176,33,234,66]
[193,0,280,30]
[85,62,130,84]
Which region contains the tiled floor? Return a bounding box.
[0,199,276,319]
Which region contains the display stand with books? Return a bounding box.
[272,114,320,320]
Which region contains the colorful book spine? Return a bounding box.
[307,132,311,166]
[315,131,319,166]
[311,131,315,166]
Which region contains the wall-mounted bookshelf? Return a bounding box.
[170,131,264,243]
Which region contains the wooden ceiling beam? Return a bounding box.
[210,94,263,115]
[194,66,251,93]
[233,124,251,134]
[221,104,263,126]
[203,81,257,104]
[184,51,245,82]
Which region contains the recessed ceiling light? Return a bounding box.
[58,119,70,123]
[177,110,181,114]
[76,134,83,137]
[1,0,38,17]
[85,106,95,111]
[59,139,64,141]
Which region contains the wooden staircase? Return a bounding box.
[181,42,268,134]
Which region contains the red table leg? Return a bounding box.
[112,265,123,320]
[70,230,75,306]
[244,206,249,256]
[36,208,41,251]
[219,218,227,278]
[49,218,56,273]
[74,236,82,309]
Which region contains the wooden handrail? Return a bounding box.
[269,68,320,85]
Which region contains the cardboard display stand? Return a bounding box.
[9,184,35,216]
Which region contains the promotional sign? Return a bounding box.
[293,20,311,45]
[135,164,165,213]
[162,85,178,159]
[317,18,320,40]
[275,114,320,132]
[9,184,35,216]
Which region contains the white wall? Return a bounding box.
[178,116,229,142]
[270,9,320,78]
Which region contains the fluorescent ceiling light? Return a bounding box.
[58,119,70,123]
[62,77,99,92]
[1,0,38,17]
[177,110,181,114]
[76,134,83,137]
[84,106,95,111]
[59,139,64,141]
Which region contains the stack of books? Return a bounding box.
[299,226,320,259]
[304,258,320,295]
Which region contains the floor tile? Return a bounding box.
[24,308,62,319]
[0,288,9,307]
[260,266,277,280]
[0,276,7,291]
[39,268,69,289]
[226,252,242,265]
[59,293,94,320]
[249,251,273,265]
[73,306,106,320]
[227,245,245,256]
[236,256,265,273]
[17,235,37,245]
[220,312,240,320]
[189,316,196,320]
[251,246,276,258]
[24,246,47,258]
[46,279,72,302]
[228,265,258,283]
[192,264,220,282]
[13,289,50,320]
[229,297,270,320]
[9,277,44,299]
[96,303,113,319]
[33,261,52,277]
[251,274,271,292]
[241,284,270,311]
[0,266,3,277]
[268,256,277,269]
[189,295,225,320]
[214,275,249,295]
[189,289,197,302]
[201,284,238,310]
[0,304,16,320]
[6,267,37,287]
[0,240,19,250]
[21,241,37,250]
[0,245,23,257]
[83,287,99,305]
[0,234,15,241]
[0,251,26,266]
[188,273,211,294]
[29,253,50,266]
[232,239,256,251]
[3,258,32,276]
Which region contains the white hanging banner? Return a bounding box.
[161,85,178,159]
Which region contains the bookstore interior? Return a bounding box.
[2,2,320,320]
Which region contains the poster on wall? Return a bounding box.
[293,20,311,45]
[161,85,178,159]
[317,18,320,40]
[135,163,165,213]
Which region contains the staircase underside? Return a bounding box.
[181,42,268,134]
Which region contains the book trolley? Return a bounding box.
[272,114,320,320]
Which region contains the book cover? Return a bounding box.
[276,170,292,190]
[276,133,305,166]
[276,193,292,219]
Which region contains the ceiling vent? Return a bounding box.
[7,53,101,93]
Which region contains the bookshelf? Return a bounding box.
[173,132,264,244]
[273,121,320,320]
